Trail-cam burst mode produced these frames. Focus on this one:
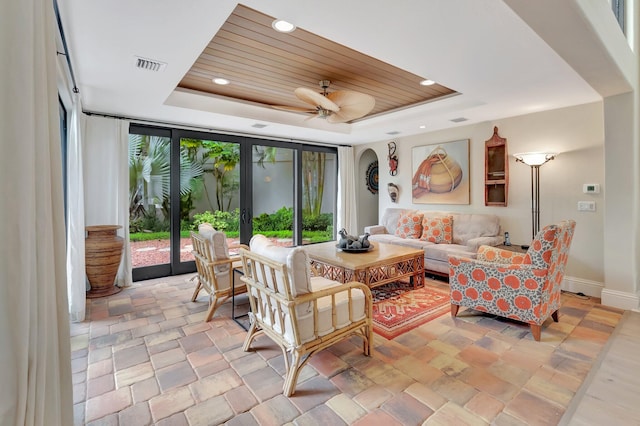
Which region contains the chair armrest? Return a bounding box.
[449,255,539,272]
[364,225,387,235]
[205,257,240,268]
[466,236,504,251]
[477,245,527,265]
[228,243,250,255]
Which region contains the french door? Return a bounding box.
[129,125,336,281]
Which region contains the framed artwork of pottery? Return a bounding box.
[411,139,470,204]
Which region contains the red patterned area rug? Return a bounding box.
[372,280,450,340]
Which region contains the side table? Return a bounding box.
[495,244,528,253]
[232,267,249,330]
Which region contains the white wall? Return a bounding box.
[356,101,606,289]
[356,149,379,234]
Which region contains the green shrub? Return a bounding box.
[303,213,333,231]
[130,211,169,233]
[192,209,240,232]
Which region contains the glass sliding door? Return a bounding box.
[176,133,241,269]
[252,144,295,247]
[128,126,173,279]
[128,124,338,281]
[301,149,337,245]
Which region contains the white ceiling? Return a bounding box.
[56,0,627,145]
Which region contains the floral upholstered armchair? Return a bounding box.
[448,220,576,341]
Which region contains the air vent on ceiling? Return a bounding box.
[134,56,167,72]
[450,117,468,123]
[386,131,401,135]
[252,123,268,129]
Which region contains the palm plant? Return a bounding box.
[128,134,204,225]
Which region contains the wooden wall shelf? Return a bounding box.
[485,127,508,206]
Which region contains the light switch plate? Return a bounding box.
[578,201,596,212]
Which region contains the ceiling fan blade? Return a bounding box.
[294,87,340,112]
[327,90,376,122]
[271,105,317,113]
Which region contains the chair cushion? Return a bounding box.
[198,223,232,278]
[420,215,453,243]
[285,277,366,345]
[249,235,311,297]
[394,212,424,239]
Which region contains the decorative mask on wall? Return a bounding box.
[388,183,399,203]
[388,141,398,176]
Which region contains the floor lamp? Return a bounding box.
[514,152,556,240]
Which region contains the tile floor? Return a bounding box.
[70,274,629,425]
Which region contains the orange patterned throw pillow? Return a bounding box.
[395,212,424,239]
[420,216,453,243]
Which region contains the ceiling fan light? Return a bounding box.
[212,77,230,85]
[272,19,296,33]
[420,79,436,86]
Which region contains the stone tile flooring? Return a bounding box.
[70,274,627,425]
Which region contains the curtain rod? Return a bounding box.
[53,0,78,94]
[83,110,352,148]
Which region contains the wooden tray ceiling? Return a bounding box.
[177,4,457,120]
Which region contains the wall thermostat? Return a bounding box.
[583,183,600,194]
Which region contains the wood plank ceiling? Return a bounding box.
[177,4,457,121]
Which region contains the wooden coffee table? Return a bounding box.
[304,241,424,289]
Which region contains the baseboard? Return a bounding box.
[561,276,604,298]
[600,288,640,311]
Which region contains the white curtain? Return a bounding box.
[84,116,132,287]
[337,146,359,235]
[66,94,87,321]
[0,0,73,423]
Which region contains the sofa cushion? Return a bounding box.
[395,212,424,239]
[380,208,412,235]
[452,214,501,245]
[424,243,475,263]
[420,216,453,243]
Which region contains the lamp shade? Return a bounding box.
[513,152,556,166]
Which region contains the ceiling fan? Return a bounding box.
[272,80,375,123]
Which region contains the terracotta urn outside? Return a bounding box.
[85,225,124,298]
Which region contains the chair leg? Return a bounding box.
[363,324,373,357]
[552,310,559,322]
[283,350,302,397]
[190,278,202,302]
[204,296,224,322]
[451,304,460,317]
[530,324,542,341]
[242,321,259,352]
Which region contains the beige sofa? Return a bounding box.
[364,208,503,276]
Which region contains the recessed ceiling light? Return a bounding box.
[419,125,426,129]
[272,19,296,33]
[420,79,436,86]
[212,77,230,85]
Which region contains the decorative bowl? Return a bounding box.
[336,244,374,253]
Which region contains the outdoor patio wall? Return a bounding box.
[355,101,605,291]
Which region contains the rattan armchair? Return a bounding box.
[239,235,373,396]
[190,224,248,322]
